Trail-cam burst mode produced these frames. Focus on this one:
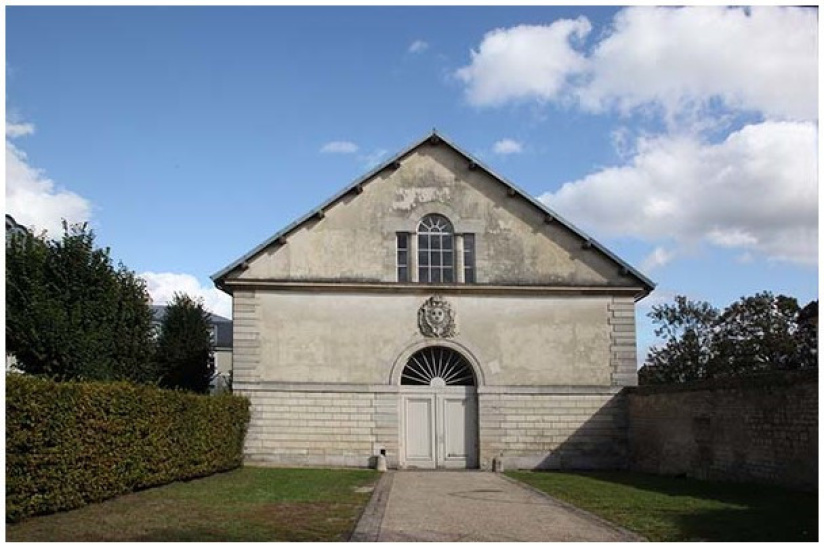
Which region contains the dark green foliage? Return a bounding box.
[640,296,719,385]
[6,223,157,383]
[640,292,818,385]
[156,293,214,393]
[6,375,250,523]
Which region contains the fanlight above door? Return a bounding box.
[401,346,475,386]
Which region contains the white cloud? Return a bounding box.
[6,122,93,236]
[456,7,817,122]
[578,6,817,122]
[641,246,675,273]
[492,138,524,155]
[409,40,429,54]
[455,18,592,107]
[541,121,817,266]
[6,122,34,138]
[320,141,359,154]
[140,271,232,319]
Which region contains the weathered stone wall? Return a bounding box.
[232,290,639,469]
[238,290,619,387]
[240,387,399,468]
[479,390,629,470]
[232,145,635,288]
[627,370,818,491]
[239,386,630,471]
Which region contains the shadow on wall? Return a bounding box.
[536,393,628,471]
[487,392,630,472]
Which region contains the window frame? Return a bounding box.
[463,233,476,284]
[417,214,455,284]
[396,232,410,282]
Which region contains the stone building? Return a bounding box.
[212,131,654,470]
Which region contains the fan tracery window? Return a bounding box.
[401,346,475,386]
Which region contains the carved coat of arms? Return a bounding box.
[418,295,456,338]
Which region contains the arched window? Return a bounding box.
[418,214,454,283]
[401,346,475,386]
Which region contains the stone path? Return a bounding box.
[351,471,643,542]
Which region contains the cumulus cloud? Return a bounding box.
[6,121,93,236]
[455,18,591,107]
[409,40,429,53]
[456,7,817,122]
[140,271,232,319]
[578,6,817,122]
[540,121,818,265]
[320,140,359,154]
[492,139,524,155]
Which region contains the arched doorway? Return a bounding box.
[399,346,479,469]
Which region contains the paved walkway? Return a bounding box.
[351,471,642,542]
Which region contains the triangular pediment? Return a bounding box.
[213,132,654,296]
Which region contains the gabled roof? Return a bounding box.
[212,130,655,293]
[151,305,233,348]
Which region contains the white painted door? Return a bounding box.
[439,394,477,468]
[401,388,478,469]
[403,396,436,469]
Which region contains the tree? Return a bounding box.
[639,296,720,385]
[794,300,818,370]
[6,222,157,383]
[713,292,801,376]
[639,292,818,385]
[155,293,214,393]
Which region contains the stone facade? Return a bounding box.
[627,370,818,490]
[215,132,652,470]
[478,390,628,470]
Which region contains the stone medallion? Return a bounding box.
[418,295,456,338]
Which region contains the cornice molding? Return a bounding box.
[219,278,647,299]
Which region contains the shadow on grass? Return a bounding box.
[512,470,818,542]
[672,506,817,542]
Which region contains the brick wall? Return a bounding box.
[479,391,629,470]
[627,370,817,491]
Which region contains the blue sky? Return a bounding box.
[5,6,818,362]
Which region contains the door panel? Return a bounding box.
[443,398,467,459]
[439,395,477,468]
[403,396,435,468]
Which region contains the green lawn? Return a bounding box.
[508,470,817,542]
[6,467,380,542]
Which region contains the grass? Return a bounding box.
[6,466,380,542]
[507,470,817,542]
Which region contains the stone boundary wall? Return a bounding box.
[626,370,817,491]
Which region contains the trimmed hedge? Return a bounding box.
[6,375,250,522]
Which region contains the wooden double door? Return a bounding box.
[400,387,478,469]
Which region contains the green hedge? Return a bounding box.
[6,375,250,522]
